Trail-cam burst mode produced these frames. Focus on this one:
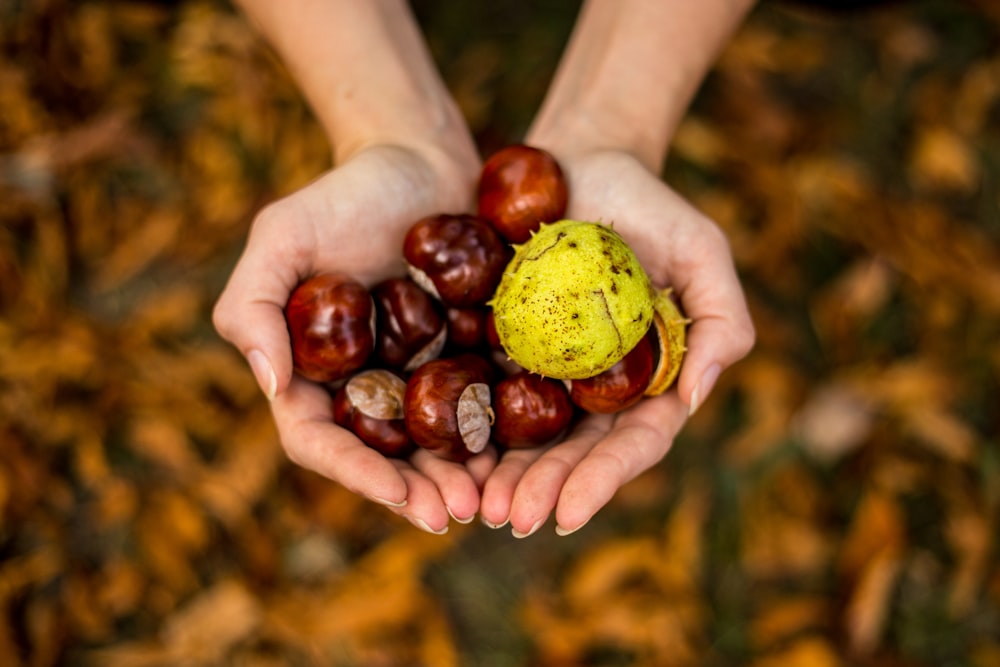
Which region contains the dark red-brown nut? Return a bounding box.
[445,306,489,350]
[404,357,494,462]
[402,213,510,307]
[477,144,568,243]
[493,371,574,448]
[285,273,375,383]
[372,277,447,371]
[333,369,415,458]
[568,334,655,414]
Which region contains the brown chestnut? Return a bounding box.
[493,371,574,448]
[444,306,489,350]
[333,369,414,458]
[372,277,447,371]
[568,334,655,414]
[477,144,568,243]
[402,213,510,307]
[285,273,375,383]
[404,357,494,462]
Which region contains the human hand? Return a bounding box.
[213,143,497,533]
[480,149,755,537]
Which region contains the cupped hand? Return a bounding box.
[213,142,496,533]
[480,149,756,537]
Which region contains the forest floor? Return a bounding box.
[2,1,999,665]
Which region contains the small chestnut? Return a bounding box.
[402,213,510,307]
[568,333,655,414]
[493,371,574,448]
[372,277,447,371]
[285,273,375,383]
[404,357,494,462]
[333,369,414,458]
[477,144,568,243]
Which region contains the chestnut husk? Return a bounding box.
[333,369,414,458]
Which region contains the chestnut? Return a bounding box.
[493,371,574,448]
[404,357,494,462]
[285,273,375,383]
[372,277,447,371]
[444,305,489,350]
[402,213,510,307]
[333,369,414,458]
[477,144,568,243]
[568,334,655,414]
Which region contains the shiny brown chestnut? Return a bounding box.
[285,273,375,383]
[404,357,494,462]
[477,144,568,243]
[493,371,574,448]
[402,213,510,307]
[332,369,414,458]
[372,277,447,371]
[568,333,655,414]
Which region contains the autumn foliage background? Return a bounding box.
[2,0,1000,665]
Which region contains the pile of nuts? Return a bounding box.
[283,145,686,462]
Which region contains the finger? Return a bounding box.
[390,462,452,534]
[464,445,499,491]
[213,204,313,400]
[272,375,409,507]
[553,392,687,535]
[506,416,612,538]
[479,446,546,529]
[409,448,483,524]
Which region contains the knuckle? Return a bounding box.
[210,295,234,340]
[735,313,757,359]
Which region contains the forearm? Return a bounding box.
[527,0,756,172]
[234,0,472,165]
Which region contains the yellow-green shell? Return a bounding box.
[491,220,654,380]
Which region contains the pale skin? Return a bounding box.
[213,0,757,536]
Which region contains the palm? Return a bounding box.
[480,149,753,536]
[215,145,491,532]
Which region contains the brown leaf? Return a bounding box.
[751,597,831,651]
[161,580,261,661]
[751,637,842,667]
[793,381,876,463]
[844,548,902,656]
[909,124,980,192]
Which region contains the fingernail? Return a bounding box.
[410,517,449,535]
[511,519,544,539]
[689,363,721,417]
[447,507,475,524]
[370,495,408,508]
[481,516,508,530]
[555,519,590,537]
[247,349,277,401]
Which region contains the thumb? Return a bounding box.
[213,224,305,400]
[669,228,756,417]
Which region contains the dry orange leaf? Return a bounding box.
[910,124,980,192]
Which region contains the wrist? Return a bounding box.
[526,0,756,173]
[236,0,477,172]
